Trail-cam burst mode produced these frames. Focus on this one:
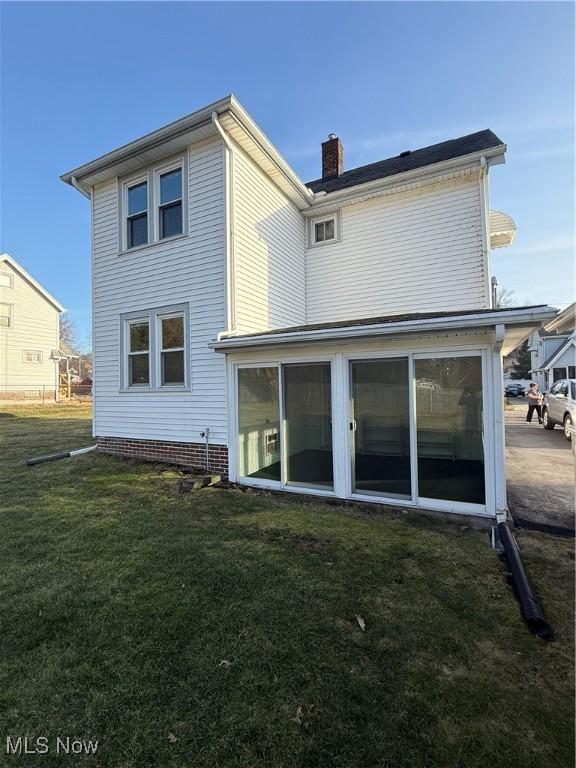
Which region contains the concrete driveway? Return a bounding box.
[505,403,575,532]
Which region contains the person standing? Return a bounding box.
[526,382,544,424]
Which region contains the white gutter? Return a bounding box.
[211,112,237,332]
[210,306,557,351]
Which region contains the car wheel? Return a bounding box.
[543,409,555,430]
[563,414,573,441]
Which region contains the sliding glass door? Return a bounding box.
[350,358,411,498]
[414,355,485,505]
[237,362,334,490]
[284,363,333,488]
[238,367,281,481]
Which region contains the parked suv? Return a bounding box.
[505,382,526,397]
[542,379,576,440]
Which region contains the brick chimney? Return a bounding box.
[322,134,344,179]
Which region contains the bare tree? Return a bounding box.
[60,316,80,354]
[496,286,515,308]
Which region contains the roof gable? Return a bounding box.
[0,253,65,313]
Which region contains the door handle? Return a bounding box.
[349,420,357,432]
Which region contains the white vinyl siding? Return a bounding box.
[0,262,60,393]
[91,138,228,444]
[305,174,489,324]
[233,144,306,333]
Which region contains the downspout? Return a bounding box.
[70,176,91,200]
[211,112,236,333]
[478,157,492,307]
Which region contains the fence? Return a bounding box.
[0,383,92,403]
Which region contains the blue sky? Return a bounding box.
[1,1,574,347]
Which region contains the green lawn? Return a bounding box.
[0,404,573,768]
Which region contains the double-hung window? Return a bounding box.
[160,314,185,385]
[158,168,183,240]
[122,158,185,251]
[0,303,12,327]
[126,181,148,249]
[123,306,188,390]
[128,319,150,386]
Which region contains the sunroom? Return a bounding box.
[212,306,556,520]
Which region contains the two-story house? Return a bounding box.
[61,95,555,522]
[529,302,575,390]
[0,253,65,402]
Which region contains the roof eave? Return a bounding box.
[210,305,556,352]
[0,253,66,313]
[307,144,507,211]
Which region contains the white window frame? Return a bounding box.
[126,317,151,388]
[123,175,150,252]
[156,311,186,388]
[308,212,340,247]
[153,160,185,243]
[119,154,187,253]
[0,271,13,288]
[121,304,189,392]
[22,350,43,364]
[0,302,13,328]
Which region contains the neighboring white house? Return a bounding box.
[61,95,555,522]
[0,253,65,401]
[529,302,576,390]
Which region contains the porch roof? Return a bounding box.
[211,305,558,356]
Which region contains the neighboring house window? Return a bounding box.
[121,158,186,251]
[310,214,339,246]
[23,350,43,363]
[122,305,188,390]
[0,272,13,288]
[158,168,183,240]
[0,303,12,327]
[126,181,149,249]
[553,367,567,382]
[128,319,150,386]
[569,366,576,379]
[160,314,185,385]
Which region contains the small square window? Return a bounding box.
[313,217,336,245]
[0,272,12,288]
[23,350,42,363]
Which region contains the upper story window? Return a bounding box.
[127,181,148,249]
[121,157,186,252]
[309,213,340,247]
[158,168,183,240]
[0,303,12,327]
[0,272,13,288]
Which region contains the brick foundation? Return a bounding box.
[97,436,229,477]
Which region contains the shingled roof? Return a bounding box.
[306,129,504,194]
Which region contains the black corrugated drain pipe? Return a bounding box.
[498,522,554,641]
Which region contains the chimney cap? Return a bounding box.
[328,133,337,140]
